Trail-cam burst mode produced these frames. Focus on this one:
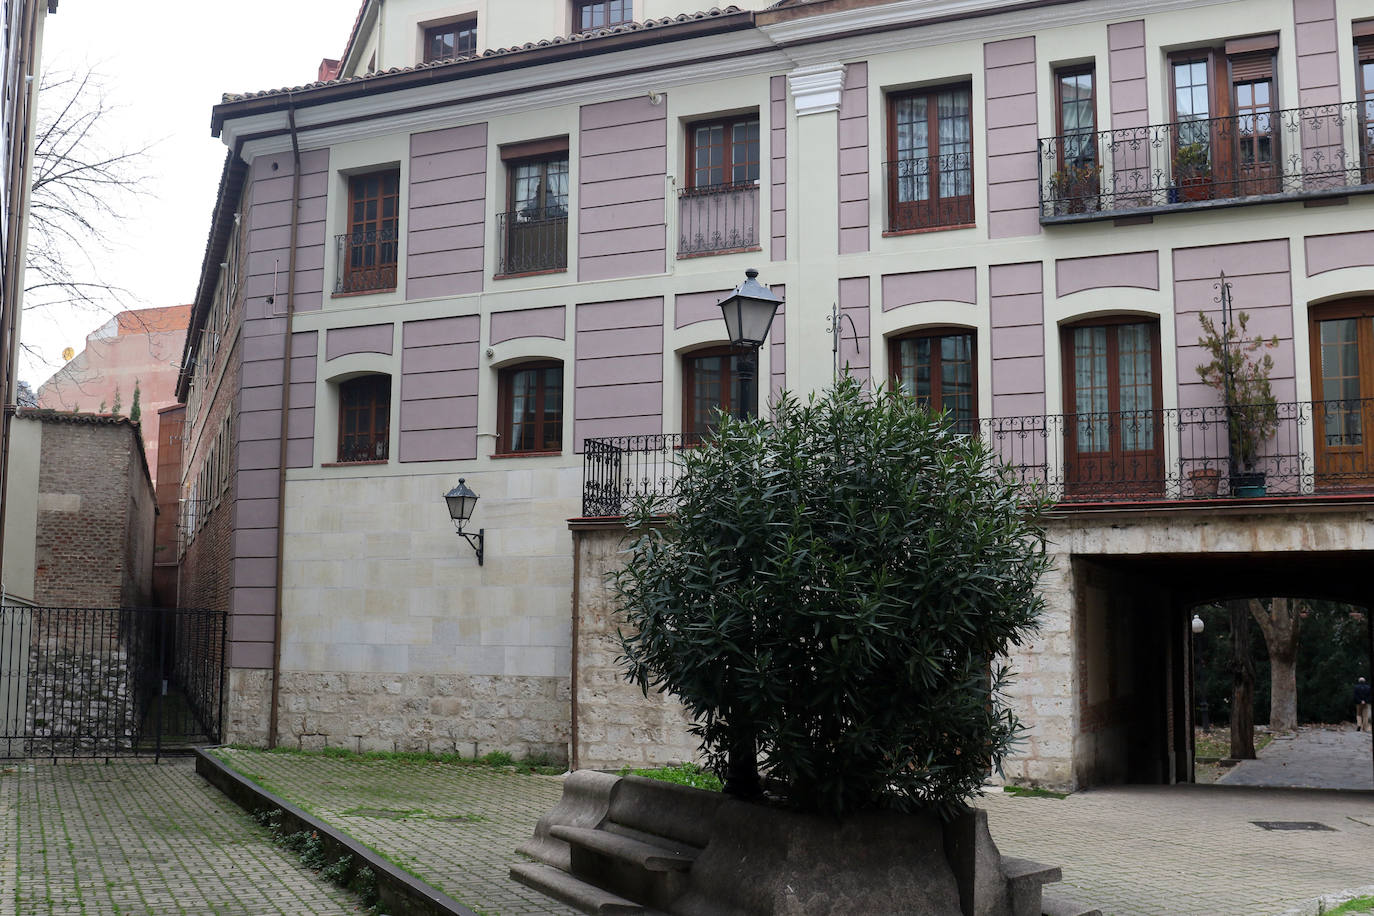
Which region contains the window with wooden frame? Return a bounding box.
[682,347,755,440]
[340,170,400,294]
[686,115,760,189]
[1309,299,1374,486]
[1054,66,1096,168]
[337,374,390,463]
[423,18,477,62]
[886,83,974,231]
[573,0,631,31]
[1357,23,1374,174]
[496,361,564,455]
[889,329,976,433]
[499,138,570,275]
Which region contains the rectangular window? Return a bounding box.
[423,18,477,62]
[1055,66,1096,168]
[886,83,973,231]
[338,375,391,463]
[687,116,760,188]
[499,146,569,275]
[497,362,564,454]
[338,170,399,294]
[1357,26,1374,173]
[574,0,631,31]
[890,330,976,433]
[683,348,756,440]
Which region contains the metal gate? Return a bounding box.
[0,606,226,759]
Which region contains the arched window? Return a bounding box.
[337,375,390,462]
[889,328,976,432]
[682,346,756,440]
[497,361,563,455]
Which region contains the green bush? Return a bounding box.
[619,763,723,792]
[616,379,1050,818]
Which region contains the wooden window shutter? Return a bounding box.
[1228,50,1274,83]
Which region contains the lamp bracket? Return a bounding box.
[456,526,485,565]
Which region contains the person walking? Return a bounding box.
[1357,677,1371,733]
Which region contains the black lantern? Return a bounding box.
[444,478,484,565]
[718,267,783,381]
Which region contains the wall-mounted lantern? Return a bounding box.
[444,478,484,565]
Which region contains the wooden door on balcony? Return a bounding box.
[1310,301,1374,488]
[1062,319,1164,498]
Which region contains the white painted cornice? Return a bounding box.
[787,63,847,117]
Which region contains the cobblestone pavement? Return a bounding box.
[0,758,358,916]
[214,748,580,916]
[979,784,1374,916]
[1219,725,1374,790]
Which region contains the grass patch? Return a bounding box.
[618,763,722,792]
[1323,895,1374,915]
[222,743,565,774]
[1002,785,1068,800]
[1194,728,1277,760]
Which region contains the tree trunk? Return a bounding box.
[1230,600,1256,759]
[1248,597,1301,734]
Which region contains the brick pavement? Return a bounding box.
[0,758,357,916]
[214,748,580,916]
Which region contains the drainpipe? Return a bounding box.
[268,97,303,748]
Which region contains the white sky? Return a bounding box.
[20,0,362,387]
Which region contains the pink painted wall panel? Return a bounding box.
[399,315,480,462]
[1293,0,1340,107]
[574,297,663,450]
[838,276,870,381]
[990,262,1045,417]
[286,331,317,469]
[881,267,977,310]
[838,63,869,255]
[490,305,566,344]
[1056,251,1160,297]
[325,323,394,361]
[984,37,1039,239]
[579,96,666,282]
[770,286,786,401]
[1108,21,1148,135]
[1172,240,1295,411]
[244,150,329,317]
[674,289,730,329]
[1305,230,1374,275]
[771,76,787,261]
[408,123,487,299]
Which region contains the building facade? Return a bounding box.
[178,0,1374,786]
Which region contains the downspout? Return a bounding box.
[268,97,303,747]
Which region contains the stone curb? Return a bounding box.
[1274,884,1374,916]
[194,748,481,916]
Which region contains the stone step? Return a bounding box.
[550,824,697,872]
[510,862,645,915]
[1002,856,1063,916]
[1041,889,1104,916]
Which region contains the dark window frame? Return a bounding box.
[885,81,975,231]
[888,327,978,430]
[343,169,400,294]
[422,17,478,62]
[1053,64,1097,170]
[337,374,391,463]
[682,345,756,440]
[506,152,570,219]
[496,360,564,456]
[573,0,632,32]
[685,114,761,190]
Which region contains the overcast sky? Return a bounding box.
[20,1,362,387]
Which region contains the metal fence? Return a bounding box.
[334,227,399,294]
[882,153,976,231]
[496,209,568,275]
[1038,100,1374,219]
[0,606,226,759]
[580,400,1374,515]
[677,184,759,256]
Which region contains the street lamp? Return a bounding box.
[718,268,783,383]
[444,478,485,565]
[1191,613,1209,730]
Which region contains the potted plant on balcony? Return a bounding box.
[1048,162,1102,215]
[1196,308,1280,497]
[1172,141,1212,202]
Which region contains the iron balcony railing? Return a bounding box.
[581,399,1374,516]
[677,183,759,256]
[496,208,568,275]
[1038,100,1374,220]
[335,227,399,294]
[882,153,976,232]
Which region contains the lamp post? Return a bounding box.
[444,478,485,565]
[715,269,782,798]
[1191,612,1209,730]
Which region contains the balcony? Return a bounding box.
[882,153,975,232]
[334,227,398,294]
[677,183,759,257]
[496,208,568,276]
[580,400,1374,516]
[1038,101,1374,223]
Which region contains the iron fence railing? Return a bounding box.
[1038,100,1374,219]
[496,209,568,275]
[677,183,759,256]
[0,606,226,759]
[334,227,399,294]
[581,400,1374,515]
[882,153,976,231]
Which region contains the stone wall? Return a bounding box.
[225,667,272,746]
[571,524,699,771]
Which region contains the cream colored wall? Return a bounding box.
[1,417,40,604]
